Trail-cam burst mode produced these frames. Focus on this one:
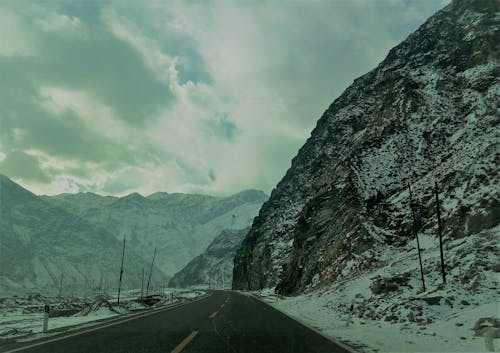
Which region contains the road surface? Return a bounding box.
[1,291,355,353]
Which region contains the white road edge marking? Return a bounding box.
[3,294,211,353]
[170,330,198,353]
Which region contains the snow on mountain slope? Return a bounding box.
[169,228,249,288]
[256,225,499,353]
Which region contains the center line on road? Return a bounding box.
[170,330,198,353]
[209,311,218,318]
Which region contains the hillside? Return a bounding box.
[169,228,249,288]
[0,175,161,295]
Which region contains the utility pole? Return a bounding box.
[117,237,126,304]
[58,273,64,299]
[141,268,144,298]
[408,184,425,292]
[435,181,446,284]
[146,248,156,297]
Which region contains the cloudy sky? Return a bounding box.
[0,0,449,196]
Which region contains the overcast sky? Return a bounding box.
[0,0,449,196]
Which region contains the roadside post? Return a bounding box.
[345,301,354,327]
[43,304,50,333]
[485,326,495,352]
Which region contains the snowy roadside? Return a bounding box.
[0,289,206,344]
[251,226,500,353]
[255,291,498,353]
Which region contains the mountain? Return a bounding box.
[168,227,249,288]
[42,189,267,277]
[0,175,164,295]
[0,175,267,294]
[39,192,117,216]
[233,0,499,293]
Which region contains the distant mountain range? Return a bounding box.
[0,174,267,294]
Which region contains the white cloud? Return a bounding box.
[122,0,450,196]
[39,86,129,141]
[35,13,86,37]
[0,0,449,196]
[0,9,36,57]
[102,7,174,81]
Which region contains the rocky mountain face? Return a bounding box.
[0,175,267,294]
[233,0,499,294]
[169,228,249,288]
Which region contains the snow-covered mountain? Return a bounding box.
[42,189,267,278]
[169,228,249,288]
[0,175,267,294]
[233,0,499,296]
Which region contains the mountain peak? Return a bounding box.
[146,191,169,200]
[0,174,37,205]
[228,189,268,203]
[122,192,145,201]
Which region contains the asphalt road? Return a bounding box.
[1,291,354,353]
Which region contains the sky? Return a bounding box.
[0,0,450,197]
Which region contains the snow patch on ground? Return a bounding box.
[0,289,205,344]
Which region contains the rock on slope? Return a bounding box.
[233,0,499,294]
[169,228,249,288]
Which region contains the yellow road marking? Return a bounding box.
[170,330,198,353]
[209,311,218,318]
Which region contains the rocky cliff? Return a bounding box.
[233,0,499,293]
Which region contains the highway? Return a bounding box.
[1,291,355,353]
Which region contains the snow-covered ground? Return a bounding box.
[0,288,205,344]
[252,226,500,353]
